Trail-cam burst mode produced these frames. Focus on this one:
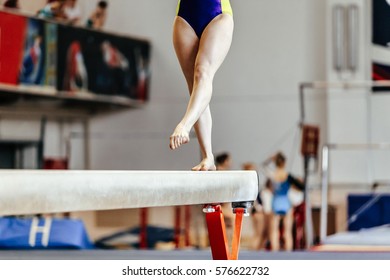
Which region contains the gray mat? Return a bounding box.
[1,250,390,260]
[323,224,390,246]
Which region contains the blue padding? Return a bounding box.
[348,194,390,231]
[95,226,174,249]
[0,217,94,249]
[382,201,390,225]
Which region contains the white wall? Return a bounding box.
[0,0,46,14]
[325,0,390,184]
[19,0,46,14]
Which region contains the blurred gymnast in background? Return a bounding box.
[262,152,304,251]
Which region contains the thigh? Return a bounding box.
[271,214,280,230]
[283,210,294,232]
[195,14,234,74]
[173,16,199,90]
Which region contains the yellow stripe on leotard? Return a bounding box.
[176,0,181,15]
[221,0,233,16]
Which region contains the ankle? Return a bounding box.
[203,155,214,162]
[176,122,191,134]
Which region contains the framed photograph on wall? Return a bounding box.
[57,25,150,102]
[0,12,27,86]
[372,0,390,91]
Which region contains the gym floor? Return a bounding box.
[1,250,390,260]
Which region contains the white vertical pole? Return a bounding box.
[320,145,329,242]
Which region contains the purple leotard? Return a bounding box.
[176,0,233,38]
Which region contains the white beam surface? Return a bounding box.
[0,170,259,216]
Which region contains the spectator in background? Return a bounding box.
[86,0,108,29]
[37,0,66,20]
[3,0,19,9]
[63,0,81,25]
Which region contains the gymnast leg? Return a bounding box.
[170,14,234,171]
[283,210,294,251]
[270,214,281,251]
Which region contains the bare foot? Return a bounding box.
[192,157,216,171]
[169,124,190,150]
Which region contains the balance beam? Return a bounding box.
[0,170,259,216]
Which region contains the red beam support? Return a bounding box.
[230,208,244,260]
[204,204,246,260]
[139,208,148,249]
[184,205,191,247]
[174,206,181,248]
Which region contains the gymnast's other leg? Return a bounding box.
[170,14,234,171]
[270,214,281,251]
[283,210,294,251]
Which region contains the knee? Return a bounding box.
[193,64,212,84]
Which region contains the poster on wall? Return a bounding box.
[18,18,46,87]
[0,12,56,91]
[0,10,150,103]
[57,25,150,101]
[0,12,26,85]
[372,0,390,92]
[44,23,57,89]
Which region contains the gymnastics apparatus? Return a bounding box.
[0,169,258,260]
